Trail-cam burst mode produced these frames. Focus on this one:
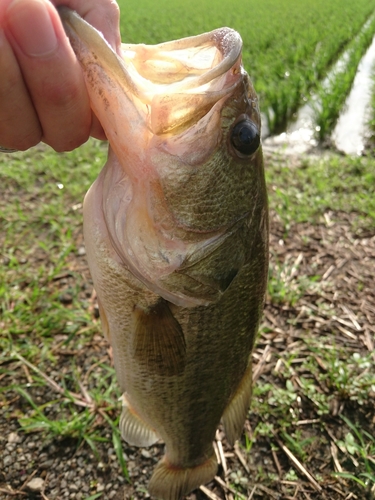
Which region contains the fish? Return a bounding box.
[59,7,268,500]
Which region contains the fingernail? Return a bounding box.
[7,0,58,57]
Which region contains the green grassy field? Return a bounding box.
[1,142,374,499]
[1,1,375,499]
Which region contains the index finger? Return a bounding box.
[52,0,121,53]
[2,0,93,151]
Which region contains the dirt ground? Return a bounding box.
[1,155,374,500]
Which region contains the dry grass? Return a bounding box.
[1,145,374,500]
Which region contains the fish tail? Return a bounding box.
[148,453,218,500]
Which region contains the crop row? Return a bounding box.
[316,15,375,141]
[117,0,375,135]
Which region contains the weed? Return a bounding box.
[229,470,249,488]
[334,416,375,492]
[280,430,315,462]
[305,348,375,404]
[266,154,375,229]
[268,253,320,306]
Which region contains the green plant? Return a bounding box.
[334,416,375,492]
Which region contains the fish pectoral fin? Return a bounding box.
[132,299,186,376]
[119,394,159,447]
[221,362,253,446]
[149,452,218,500]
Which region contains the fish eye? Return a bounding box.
[230,119,260,156]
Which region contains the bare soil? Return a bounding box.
[1,166,374,500]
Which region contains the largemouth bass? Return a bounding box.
[59,8,268,500]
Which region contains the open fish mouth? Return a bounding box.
[59,7,261,308]
[120,29,243,134]
[59,7,243,135]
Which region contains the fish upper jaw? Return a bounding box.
[59,7,244,165]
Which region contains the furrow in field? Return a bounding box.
[367,60,375,149]
[316,15,375,142]
[264,13,375,154]
[332,33,375,154]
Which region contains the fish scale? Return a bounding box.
[59,7,268,500]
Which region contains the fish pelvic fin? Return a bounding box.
[148,453,218,500]
[132,299,186,376]
[221,362,253,446]
[119,394,159,447]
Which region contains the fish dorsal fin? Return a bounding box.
[132,299,186,376]
[221,362,253,446]
[119,394,159,447]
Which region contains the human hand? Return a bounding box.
[0,0,121,152]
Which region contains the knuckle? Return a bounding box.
[39,77,82,109]
[17,134,42,151]
[106,1,120,22]
[37,76,91,152]
[0,104,42,151]
[112,2,120,22]
[52,136,88,153]
[44,121,90,153]
[0,130,42,151]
